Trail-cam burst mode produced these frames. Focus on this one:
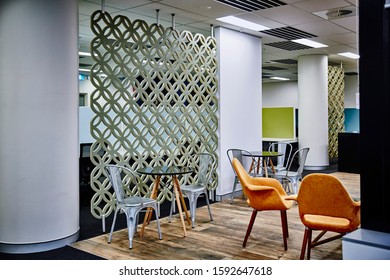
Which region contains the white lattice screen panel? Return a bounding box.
[89,11,218,220]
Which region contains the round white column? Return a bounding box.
[0,0,79,253]
[298,55,329,170]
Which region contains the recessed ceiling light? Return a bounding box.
[79,51,91,56]
[216,16,270,31]
[291,39,328,48]
[338,52,360,59]
[270,77,290,81]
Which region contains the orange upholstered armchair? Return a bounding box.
[293,173,361,259]
[232,158,294,250]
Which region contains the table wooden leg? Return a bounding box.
[172,175,189,236]
[269,158,276,175]
[141,175,161,236]
[256,157,261,174]
[249,159,255,174]
[263,159,269,177]
[174,177,191,226]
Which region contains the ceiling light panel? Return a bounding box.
[260,26,317,40]
[292,38,328,48]
[216,16,270,31]
[270,76,290,81]
[338,52,360,59]
[215,0,287,12]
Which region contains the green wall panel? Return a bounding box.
[262,107,295,139]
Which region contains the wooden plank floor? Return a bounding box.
[71,172,360,260]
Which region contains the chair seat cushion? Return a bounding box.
[276,171,299,177]
[302,214,352,232]
[180,184,205,193]
[123,196,155,206]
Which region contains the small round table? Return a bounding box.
[244,151,284,177]
[137,165,193,236]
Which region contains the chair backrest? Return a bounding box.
[227,149,254,171]
[268,142,293,168]
[231,158,252,197]
[286,147,309,175]
[195,152,214,187]
[232,158,290,210]
[104,164,138,204]
[297,173,360,228]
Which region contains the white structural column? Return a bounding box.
[0,0,79,253]
[215,27,262,200]
[298,55,329,170]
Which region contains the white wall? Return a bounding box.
[344,75,359,108]
[79,79,95,144]
[262,82,299,108]
[263,76,358,109]
[79,78,95,97]
[216,27,262,199]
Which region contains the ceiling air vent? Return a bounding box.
[345,72,359,76]
[79,63,92,68]
[215,0,286,12]
[265,41,313,51]
[260,26,316,40]
[262,65,287,71]
[272,59,297,65]
[328,61,341,67]
[262,72,273,78]
[313,6,356,20]
[326,9,353,18]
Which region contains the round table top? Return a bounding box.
[244,151,284,157]
[137,165,193,176]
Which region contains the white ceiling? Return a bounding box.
[79,0,359,82]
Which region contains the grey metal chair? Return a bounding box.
[273,147,310,194]
[169,153,214,228]
[227,149,256,204]
[104,164,162,249]
[267,142,293,174]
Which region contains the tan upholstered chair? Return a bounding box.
[227,149,256,204]
[293,173,361,259]
[232,158,294,250]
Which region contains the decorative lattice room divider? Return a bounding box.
[328,66,345,158]
[89,10,218,222]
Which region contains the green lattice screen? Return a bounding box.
[328,66,345,158]
[88,11,219,220]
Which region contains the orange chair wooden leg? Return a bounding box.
[307,229,312,260]
[300,227,310,259]
[243,210,258,247]
[280,210,288,250]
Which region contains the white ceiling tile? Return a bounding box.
[295,20,350,36]
[331,16,358,32]
[254,5,322,26]
[293,0,354,13]
[328,32,357,44]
